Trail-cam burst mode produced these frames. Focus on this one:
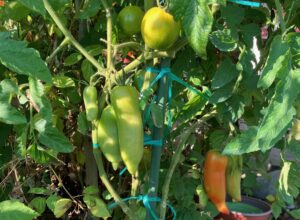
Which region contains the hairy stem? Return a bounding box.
[43,0,104,72]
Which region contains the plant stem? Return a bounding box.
[100,0,114,91]
[46,37,70,63]
[43,0,104,72]
[93,149,137,220]
[159,125,195,219]
[275,0,286,33]
[49,166,85,210]
[131,171,139,197]
[146,59,170,220]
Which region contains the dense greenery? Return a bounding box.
[1,0,300,219]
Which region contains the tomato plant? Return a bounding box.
[0,0,300,220]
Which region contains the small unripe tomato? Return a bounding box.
[117,6,144,35]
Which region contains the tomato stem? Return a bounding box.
[43,0,105,72]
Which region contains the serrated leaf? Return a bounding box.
[29,197,46,215]
[53,198,72,218]
[0,200,39,220]
[0,34,52,83]
[83,195,111,218]
[210,29,238,52]
[258,36,290,89]
[211,57,239,89]
[0,102,27,124]
[64,53,83,66]
[224,69,300,155]
[53,75,75,88]
[169,0,214,59]
[38,126,73,153]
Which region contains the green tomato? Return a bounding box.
[117,6,144,35]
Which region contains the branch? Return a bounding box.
[46,37,70,63]
[93,149,137,220]
[43,0,105,72]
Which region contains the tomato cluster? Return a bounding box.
[118,6,180,50]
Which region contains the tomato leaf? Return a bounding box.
[258,36,290,89]
[37,125,73,153]
[224,69,300,155]
[0,200,39,220]
[170,0,225,59]
[0,33,52,83]
[0,102,27,125]
[211,57,239,89]
[210,29,238,52]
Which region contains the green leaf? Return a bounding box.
[258,36,290,89]
[0,200,39,220]
[211,57,239,89]
[27,144,58,164]
[290,209,300,219]
[46,195,61,213]
[209,130,228,150]
[175,94,207,122]
[29,77,52,122]
[221,4,245,26]
[209,82,235,104]
[29,197,46,215]
[81,59,95,81]
[16,0,46,16]
[210,29,238,52]
[64,53,83,66]
[83,186,99,195]
[0,102,27,124]
[76,0,102,19]
[83,195,111,218]
[0,34,52,83]
[53,198,72,218]
[0,79,18,102]
[53,75,75,88]
[77,112,88,135]
[38,126,73,153]
[271,202,282,219]
[28,187,52,195]
[224,69,300,155]
[218,95,245,122]
[169,0,214,59]
[240,24,261,47]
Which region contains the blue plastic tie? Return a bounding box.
[92,143,100,149]
[108,194,176,220]
[145,67,211,128]
[228,0,261,7]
